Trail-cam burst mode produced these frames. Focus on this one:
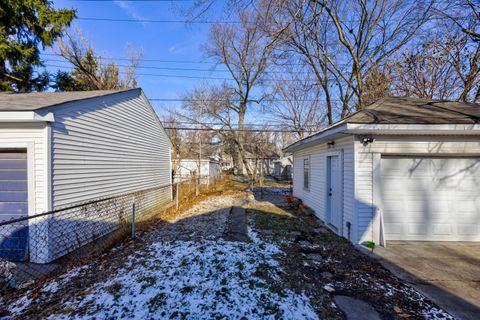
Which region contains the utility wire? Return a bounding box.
[44,64,232,80]
[161,120,322,127]
[76,15,464,25]
[77,17,241,24]
[163,126,308,133]
[41,52,218,64]
[41,52,350,67]
[150,98,343,102]
[44,63,342,82]
[43,58,319,74]
[68,0,191,1]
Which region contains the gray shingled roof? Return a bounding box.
[0,89,137,111]
[283,96,480,152]
[345,96,480,124]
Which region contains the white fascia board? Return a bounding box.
[0,111,55,122]
[283,123,349,153]
[345,123,480,135]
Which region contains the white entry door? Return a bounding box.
[326,155,342,232]
[381,157,480,241]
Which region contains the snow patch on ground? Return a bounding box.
[372,281,454,320]
[45,236,318,320]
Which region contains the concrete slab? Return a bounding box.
[223,206,249,242]
[370,241,480,320]
[333,295,381,320]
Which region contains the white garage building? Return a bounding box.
[0,89,172,263]
[284,97,480,246]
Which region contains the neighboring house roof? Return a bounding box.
[0,89,136,111]
[284,96,480,153]
[180,159,218,163]
[274,155,293,164]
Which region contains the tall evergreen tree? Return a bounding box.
[0,0,75,92]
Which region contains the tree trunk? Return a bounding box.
[235,102,248,176]
[233,149,245,175]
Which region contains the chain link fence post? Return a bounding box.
[195,177,199,196]
[131,196,136,240]
[175,182,179,210]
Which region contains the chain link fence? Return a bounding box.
[0,175,225,292]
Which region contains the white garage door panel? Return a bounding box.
[381,157,480,241]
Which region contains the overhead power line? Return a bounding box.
[41,53,352,68]
[161,120,322,128]
[150,98,342,102]
[43,58,317,74]
[69,0,191,1]
[45,64,231,80]
[41,53,217,64]
[77,17,240,24]
[164,126,306,133]
[75,14,464,25]
[45,59,231,73]
[44,63,343,82]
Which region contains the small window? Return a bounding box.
[303,157,310,190]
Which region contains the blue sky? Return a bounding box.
[47,0,227,118]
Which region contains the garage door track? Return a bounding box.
[371,242,480,320]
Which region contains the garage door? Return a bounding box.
[0,150,29,260]
[381,157,480,241]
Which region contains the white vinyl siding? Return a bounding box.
[49,90,172,208]
[292,136,355,238]
[355,135,480,244]
[0,123,47,214]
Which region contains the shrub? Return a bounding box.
[284,195,298,204]
[364,241,375,249]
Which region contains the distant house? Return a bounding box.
[273,156,293,180]
[0,89,172,263]
[284,97,480,246]
[244,155,277,176]
[175,158,221,183]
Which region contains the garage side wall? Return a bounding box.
[28,91,174,263]
[49,90,172,208]
[355,135,480,244]
[292,136,355,239]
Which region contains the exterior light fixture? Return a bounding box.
[361,136,375,146]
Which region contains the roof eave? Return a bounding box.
[0,111,55,122]
[283,123,349,153]
[345,123,480,135]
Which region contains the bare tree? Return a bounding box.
[316,0,437,108]
[262,0,437,116]
[392,22,480,102]
[55,29,142,91]
[179,84,247,176]
[163,114,184,177]
[269,70,324,139]
[436,0,480,42]
[260,0,343,124]
[392,39,462,99]
[361,66,392,106]
[200,9,277,176]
